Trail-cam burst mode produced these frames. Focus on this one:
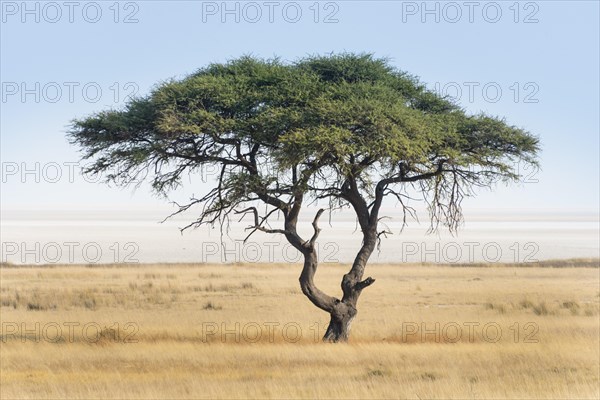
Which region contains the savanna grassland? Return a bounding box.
[1,260,599,399]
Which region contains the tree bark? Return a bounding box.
[299,238,376,343]
[295,190,379,343]
[299,250,338,312]
[323,300,357,342]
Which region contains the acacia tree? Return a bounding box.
[69,54,539,342]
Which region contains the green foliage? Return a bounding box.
[69,53,539,232]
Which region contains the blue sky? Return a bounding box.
[1,0,599,213]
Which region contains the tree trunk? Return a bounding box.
[299,248,375,343]
[296,208,377,343]
[323,302,357,342]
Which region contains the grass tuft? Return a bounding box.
[202,301,223,310]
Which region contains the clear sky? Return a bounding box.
[1,0,599,214]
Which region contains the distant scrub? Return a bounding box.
[484,302,507,314]
[202,301,223,310]
[561,301,580,315]
[448,258,599,268]
[532,302,550,316]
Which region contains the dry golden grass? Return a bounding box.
[1,260,599,399]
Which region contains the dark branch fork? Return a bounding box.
[214,144,451,340]
[159,132,453,340]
